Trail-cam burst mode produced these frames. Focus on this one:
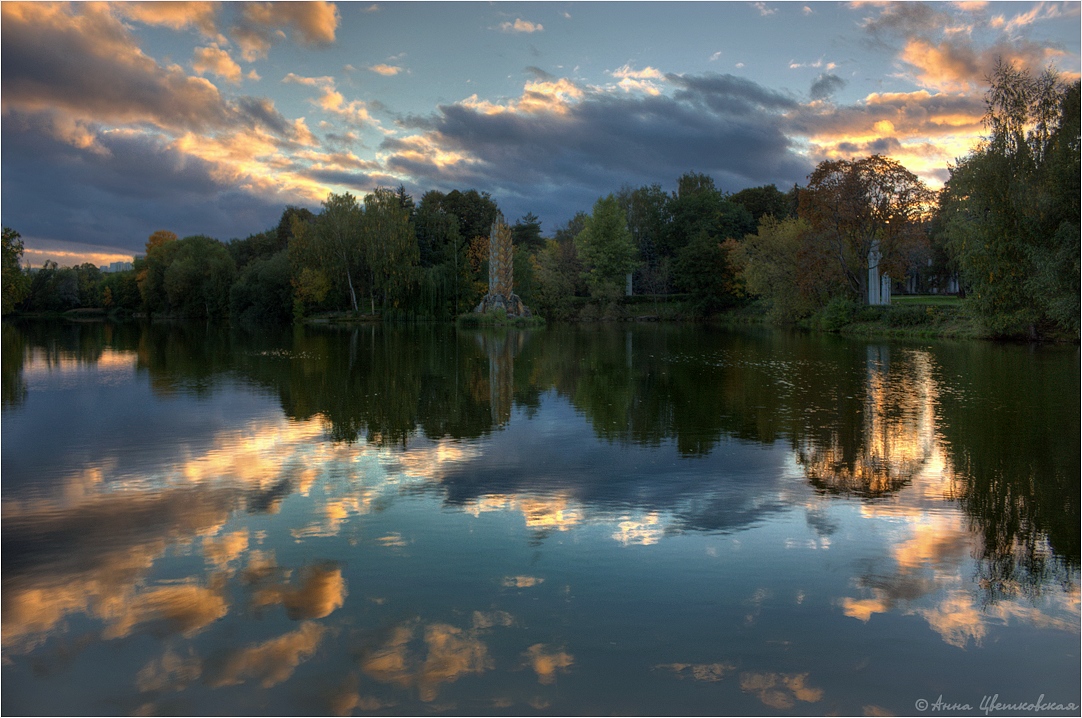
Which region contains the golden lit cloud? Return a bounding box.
[524,643,574,685]
[101,583,229,639]
[232,1,340,61]
[498,18,543,33]
[208,621,327,688]
[740,672,823,709]
[203,529,250,570]
[192,44,244,84]
[361,621,493,702]
[252,564,347,619]
[368,64,403,76]
[113,2,221,37]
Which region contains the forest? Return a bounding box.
[2,62,1078,340]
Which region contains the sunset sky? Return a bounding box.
[1,1,1079,267]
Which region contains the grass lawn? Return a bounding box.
[892,295,964,307]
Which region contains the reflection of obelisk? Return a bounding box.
[477,331,525,426]
[475,214,533,318]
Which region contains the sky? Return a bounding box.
[1,1,1079,267]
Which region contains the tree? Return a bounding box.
[511,213,544,251]
[162,235,236,318]
[575,194,638,297]
[940,60,1079,337]
[138,230,179,314]
[799,155,934,302]
[729,216,839,321]
[730,184,794,224]
[361,187,419,313]
[2,227,29,314]
[299,192,364,312]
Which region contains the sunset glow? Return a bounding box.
[2,1,1078,266]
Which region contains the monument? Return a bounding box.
[474,213,533,318]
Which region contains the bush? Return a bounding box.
[885,305,932,327]
[818,296,859,331]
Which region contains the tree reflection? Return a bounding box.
[3,321,1077,597]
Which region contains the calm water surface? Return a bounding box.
[2,321,1078,716]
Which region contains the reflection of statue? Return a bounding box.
[475,331,526,426]
[474,214,533,318]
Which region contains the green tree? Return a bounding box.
[2,227,29,314]
[162,235,236,318]
[729,216,839,321]
[137,230,178,314]
[230,249,292,324]
[511,212,544,251]
[940,61,1079,337]
[575,194,638,297]
[361,187,419,313]
[730,184,794,224]
[298,192,364,312]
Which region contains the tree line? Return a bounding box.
[2,61,1077,339]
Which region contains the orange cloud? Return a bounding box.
[209,621,327,688]
[498,18,543,33]
[368,64,403,76]
[192,44,243,84]
[524,643,574,685]
[233,1,340,61]
[740,672,823,710]
[113,1,221,37]
[252,564,347,619]
[361,621,493,702]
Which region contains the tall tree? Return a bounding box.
[300,192,364,312]
[137,230,179,314]
[940,61,1079,337]
[730,184,793,224]
[511,212,544,251]
[575,195,638,297]
[361,187,419,313]
[799,155,934,301]
[2,227,29,314]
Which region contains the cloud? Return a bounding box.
[857,1,1073,92]
[192,44,244,84]
[231,1,340,61]
[361,621,493,702]
[251,563,347,619]
[0,3,299,148]
[498,18,544,33]
[740,672,824,710]
[754,2,777,16]
[283,73,375,126]
[368,63,403,76]
[113,1,221,37]
[524,644,574,684]
[380,70,810,237]
[612,64,666,94]
[809,73,847,100]
[208,621,327,688]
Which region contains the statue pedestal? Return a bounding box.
[474,292,532,318]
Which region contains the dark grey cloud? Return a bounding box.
[860,2,942,39]
[525,65,556,81]
[381,72,813,229]
[0,4,298,141]
[809,73,847,101]
[1,117,298,254]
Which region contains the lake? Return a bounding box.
[2,320,1078,716]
